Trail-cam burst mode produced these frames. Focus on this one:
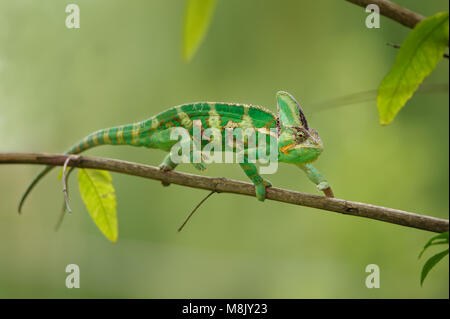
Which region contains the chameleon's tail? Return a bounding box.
[18,123,142,213]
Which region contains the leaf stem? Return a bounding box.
[387,42,449,59]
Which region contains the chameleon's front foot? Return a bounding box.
[317,181,334,198]
[298,164,334,198]
[254,179,272,202]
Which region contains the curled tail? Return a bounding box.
[18,123,142,213]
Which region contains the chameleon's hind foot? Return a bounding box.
[159,154,177,172]
[159,161,176,186]
[254,179,272,202]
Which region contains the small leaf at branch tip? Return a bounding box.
[78,168,118,242]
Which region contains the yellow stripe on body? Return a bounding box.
[116,126,125,144]
[83,138,90,150]
[103,129,112,144]
[92,132,99,146]
[177,106,193,130]
[208,103,222,129]
[131,123,140,145]
[150,118,159,130]
[239,106,253,129]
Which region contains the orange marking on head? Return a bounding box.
[280,143,295,155]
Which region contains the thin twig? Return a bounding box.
[178,191,216,232]
[62,155,77,213]
[345,0,424,29]
[387,42,449,59]
[1,152,448,233]
[55,166,75,231]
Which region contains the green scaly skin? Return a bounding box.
[18,91,333,213]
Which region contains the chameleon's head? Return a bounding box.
[276,91,323,164]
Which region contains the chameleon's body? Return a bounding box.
[19,91,333,212]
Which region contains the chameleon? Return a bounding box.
[18,91,333,213]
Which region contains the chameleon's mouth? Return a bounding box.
[280,142,320,155]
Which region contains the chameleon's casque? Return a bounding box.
[19,91,333,212]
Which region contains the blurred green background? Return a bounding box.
[0,0,448,298]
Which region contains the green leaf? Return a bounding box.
[377,12,449,125]
[420,249,449,286]
[78,169,118,242]
[419,232,449,259]
[183,0,218,61]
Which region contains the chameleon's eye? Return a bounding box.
[295,131,306,143]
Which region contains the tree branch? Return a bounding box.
[345,0,425,29]
[1,152,448,233]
